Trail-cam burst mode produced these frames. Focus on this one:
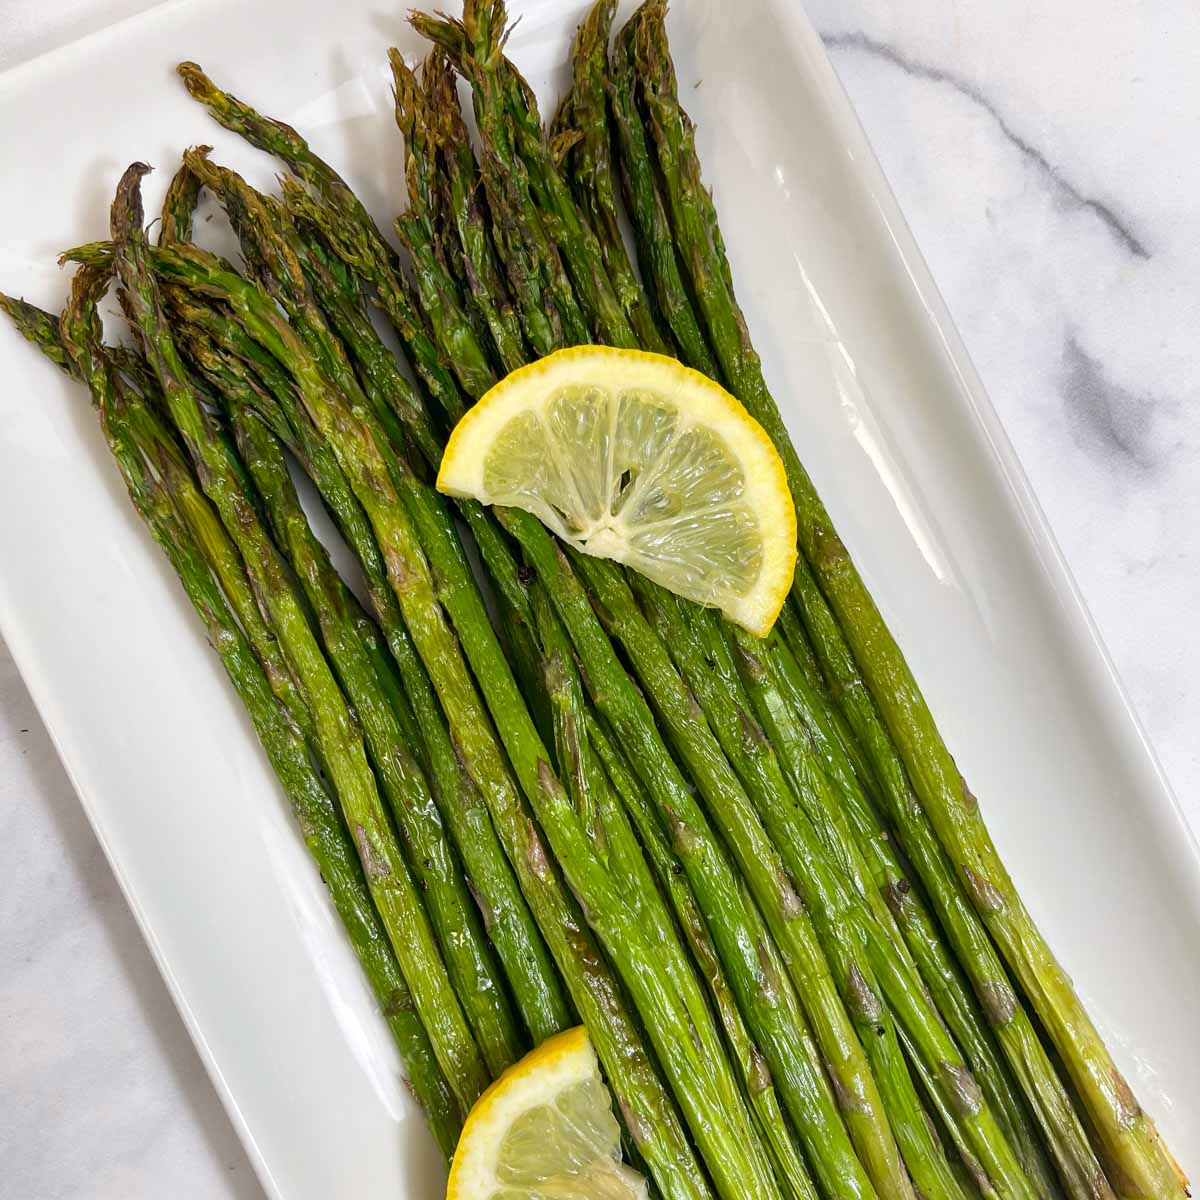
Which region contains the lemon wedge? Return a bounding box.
[437,346,796,635]
[446,1026,649,1200]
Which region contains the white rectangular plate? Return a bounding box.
[1,0,1197,1193]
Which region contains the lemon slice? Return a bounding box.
[437,346,796,635]
[446,1026,649,1200]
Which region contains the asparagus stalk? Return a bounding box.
[232,163,549,756]
[422,47,529,375]
[775,598,829,697]
[742,626,1065,1200]
[502,515,887,1200]
[176,62,468,426]
[508,23,1038,1179]
[169,288,574,1049]
[648,584,1050,1200]
[605,16,719,379]
[344,54,885,1194]
[584,714,820,1200]
[203,351,525,1075]
[219,165,798,1200]
[390,66,496,398]
[116,410,465,1160]
[340,316,789,1200]
[360,56,897,1200]
[272,129,551,751]
[110,163,490,1111]
[579,35,1094,1178]
[390,28,1013,1192]
[514,585,794,1200]
[389,48,498,386]
[637,588,998,1198]
[627,6,1159,1194]
[18,273,463,1161]
[556,57,1042,1189]
[421,0,645,353]
[408,8,589,353]
[181,147,533,641]
[116,216,718,1200]
[397,78,966,1177]
[63,264,327,757]
[398,16,902,1180]
[402,57,559,703]
[558,0,669,354]
[0,293,76,374]
[565,541,989,1199]
[158,156,206,246]
[770,599,1111,1200]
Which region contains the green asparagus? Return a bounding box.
[628,4,1168,1193]
[111,163,490,1111]
[19,270,464,1159]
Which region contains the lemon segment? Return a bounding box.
[446,1026,649,1200]
[437,347,796,636]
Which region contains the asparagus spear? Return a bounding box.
[258,205,793,1200]
[176,62,468,426]
[645,583,1050,1200]
[745,627,1065,1198]
[367,59,553,695]
[583,714,819,1200]
[114,412,465,1161]
[110,163,491,1111]
[12,273,464,1161]
[168,287,574,1049]
[553,55,1042,1189]
[113,217,719,1200]
[271,127,550,752]
[391,26,906,1188]
[364,56,907,1200]
[408,8,589,352]
[770,599,1111,1200]
[567,542,997,1199]
[182,145,536,645]
[202,348,525,1075]
[558,0,669,355]
[572,42,1091,1177]
[389,48,498,384]
[67,263,330,757]
[0,293,76,374]
[535,25,1041,1180]
[510,587,794,1200]
[775,598,829,696]
[396,28,1022,1190]
[210,157,550,763]
[628,6,1163,1194]
[217,174,798,1200]
[500,514,888,1200]
[390,54,497,400]
[605,15,719,379]
[158,156,206,246]
[339,57,886,1194]
[422,47,529,375]
[419,0,645,354]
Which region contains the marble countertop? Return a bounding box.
[1,0,1196,1195]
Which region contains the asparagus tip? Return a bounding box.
[176,61,215,102]
[111,163,152,244]
[389,46,422,139]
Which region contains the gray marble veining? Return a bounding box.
[822,29,1151,261]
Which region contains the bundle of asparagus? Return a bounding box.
[2,1,1185,1198]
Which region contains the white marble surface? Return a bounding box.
[1,0,1197,1195]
